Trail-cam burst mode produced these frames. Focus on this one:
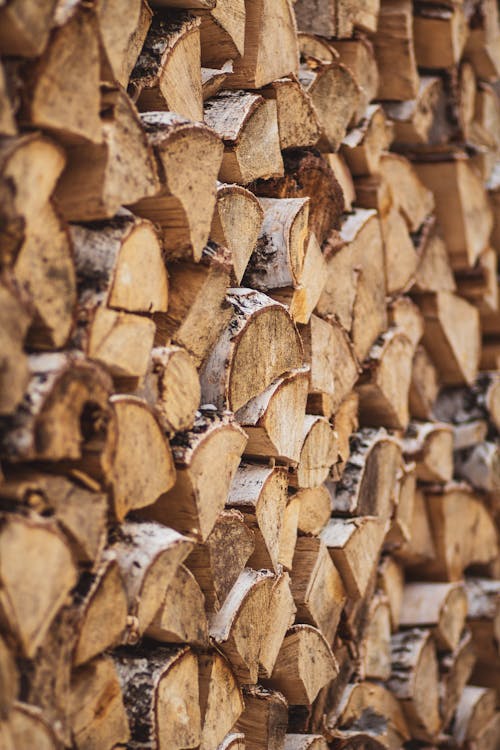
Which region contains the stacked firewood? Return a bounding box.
[0,0,499,748]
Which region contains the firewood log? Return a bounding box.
[211,182,264,284]
[463,0,500,81]
[413,3,467,69]
[332,392,359,480]
[200,288,303,412]
[289,415,337,489]
[412,219,456,295]
[8,703,62,750]
[130,111,223,261]
[380,204,420,296]
[194,0,246,68]
[0,63,16,136]
[457,247,498,313]
[341,105,392,177]
[111,520,193,638]
[433,372,500,434]
[202,61,233,100]
[296,485,331,537]
[146,564,208,646]
[399,582,467,653]
[291,537,346,644]
[440,630,476,725]
[395,487,437,567]
[236,685,288,750]
[0,279,30,415]
[331,38,379,123]
[403,421,454,483]
[455,441,500,492]
[378,556,405,631]
[154,243,232,367]
[69,656,130,750]
[380,153,435,232]
[383,76,449,147]
[0,0,58,57]
[262,76,322,150]
[279,492,301,570]
[130,13,203,121]
[453,685,497,748]
[388,628,441,741]
[115,645,201,749]
[388,297,424,351]
[409,346,440,420]
[204,92,284,185]
[321,516,386,600]
[453,420,489,451]
[299,315,335,416]
[55,88,158,222]
[0,635,18,719]
[327,153,356,213]
[96,0,152,87]
[386,461,417,550]
[259,571,297,678]
[294,0,379,38]
[185,509,255,612]
[209,568,274,683]
[141,408,246,540]
[373,0,419,101]
[465,577,500,668]
[228,464,288,572]
[198,651,244,750]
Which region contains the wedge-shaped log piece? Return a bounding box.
[115,645,200,750]
[228,464,288,572]
[8,703,62,750]
[55,88,158,222]
[259,571,297,679]
[227,0,299,89]
[96,0,151,87]
[262,76,322,150]
[244,198,309,291]
[357,329,414,431]
[330,428,401,519]
[455,441,500,493]
[147,564,208,646]
[388,297,424,352]
[112,521,193,636]
[418,292,480,386]
[202,61,234,100]
[142,346,200,434]
[210,568,274,684]
[103,396,176,521]
[386,461,417,550]
[0,515,78,658]
[0,280,30,415]
[453,685,497,747]
[332,38,379,121]
[0,352,112,463]
[414,158,493,269]
[299,315,335,417]
[388,629,440,741]
[265,624,338,705]
[279,493,301,571]
[200,288,303,412]
[332,391,359,481]
[395,486,436,567]
[131,111,223,261]
[414,3,467,69]
[211,182,264,284]
[413,221,456,295]
[465,577,500,667]
[236,685,288,750]
[380,204,420,296]
[329,320,360,416]
[378,556,405,631]
[440,630,476,726]
[321,517,386,600]
[294,0,378,37]
[291,537,346,645]
[403,421,454,483]
[296,485,331,536]
[290,415,337,489]
[199,652,244,750]
[380,153,434,232]
[131,13,202,120]
[359,594,392,681]
[73,554,128,666]
[195,0,245,68]
[463,0,500,81]
[409,346,439,421]
[0,635,18,719]
[218,733,245,750]
[142,408,246,540]
[399,582,467,653]
[0,62,16,137]
[69,656,130,750]
[457,247,498,313]
[341,105,392,177]
[384,75,451,147]
[186,509,255,612]
[373,0,419,101]
[0,0,58,57]
[433,372,500,434]
[205,92,283,185]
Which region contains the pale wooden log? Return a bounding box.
[295,0,379,37]
[332,38,379,123]
[262,76,322,150]
[413,220,456,295]
[55,88,158,222]
[453,420,489,451]
[141,408,246,540]
[198,651,244,750]
[414,4,467,69]
[278,493,301,571]
[195,0,246,68]
[455,441,500,493]
[417,292,481,386]
[296,485,331,536]
[358,599,394,692]
[387,298,424,352]
[465,577,500,667]
[383,76,448,146]
[453,686,497,747]
[202,61,233,100]
[227,464,288,572]
[236,685,288,750]
[259,571,297,678]
[211,182,264,284]
[321,516,386,600]
[297,32,339,64]
[284,736,327,750]
[380,153,435,232]
[388,629,441,741]
[372,0,419,101]
[289,415,336,490]
[395,487,436,567]
[414,157,493,269]
[130,13,203,121]
[0,279,30,415]
[354,173,392,215]
[209,568,274,683]
[409,346,440,421]
[328,322,360,418]
[204,92,283,185]
[459,61,477,141]
[146,564,208,646]
[457,247,498,313]
[378,556,405,631]
[0,635,18,719]
[200,288,303,412]
[386,461,417,550]
[299,314,335,417]
[327,153,356,212]
[380,204,420,296]
[0,63,16,136]
[440,630,476,726]
[399,582,467,653]
[331,393,359,483]
[185,509,254,612]
[0,352,112,463]
[115,646,200,749]
[433,372,500,434]
[131,111,223,261]
[0,0,58,57]
[291,537,346,644]
[341,105,392,177]
[96,0,151,87]
[403,422,454,483]
[330,428,401,519]
[357,328,414,431]
[111,520,193,637]
[464,0,500,81]
[8,703,61,750]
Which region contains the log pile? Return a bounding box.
[1,1,500,749]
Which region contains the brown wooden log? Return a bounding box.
[8,703,61,750]
[380,153,435,232]
[386,461,417,550]
[440,630,476,726]
[198,651,244,750]
[194,0,245,68]
[0,279,31,415]
[296,485,331,537]
[299,315,336,417]
[403,421,454,483]
[284,735,327,750]
[332,38,379,122]
[289,415,337,489]
[409,346,440,421]
[294,0,379,38]
[202,61,233,100]
[433,372,500,434]
[262,75,322,150]
[259,571,297,678]
[0,0,58,58]
[0,63,16,137]
[141,408,246,540]
[146,563,208,646]
[236,685,288,750]
[455,441,500,493]
[358,593,392,681]
[399,582,467,652]
[414,3,467,69]
[465,577,500,669]
[278,492,301,571]
[96,0,152,87]
[395,487,437,567]
[378,555,405,631]
[457,247,498,313]
[463,0,500,81]
[372,0,419,101]
[412,221,456,295]
[383,76,449,147]
[341,105,392,177]
[0,635,18,720]
[453,685,497,748]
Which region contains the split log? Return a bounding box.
[465,577,500,668]
[290,415,337,489]
[299,315,336,417]
[387,298,424,352]
[204,92,283,185]
[55,88,158,222]
[8,703,61,750]
[386,461,417,550]
[412,220,456,294]
[0,280,30,415]
[115,645,201,749]
[395,487,436,567]
[209,568,274,683]
[141,408,246,540]
[202,61,233,100]
[463,0,500,80]
[332,38,379,122]
[259,571,297,678]
[388,628,441,742]
[236,685,288,750]
[341,105,392,177]
[146,563,208,646]
[279,493,301,571]
[413,3,467,69]
[383,76,449,147]
[262,76,322,150]
[69,656,130,750]
[458,246,499,314]
[131,111,223,261]
[380,153,435,232]
[380,205,420,296]
[0,0,58,57]
[0,63,16,136]
[378,556,405,631]
[96,0,152,87]
[130,13,203,121]
[453,420,489,451]
[296,485,331,537]
[455,441,500,493]
[154,242,232,367]
[331,392,359,481]
[210,182,264,284]
[185,509,255,612]
[440,630,476,726]
[399,582,467,653]
[195,0,245,68]
[403,422,454,483]
[321,516,386,600]
[198,651,244,750]
[227,464,288,572]
[453,685,497,747]
[200,288,303,412]
[291,537,346,644]
[433,372,500,434]
[329,322,360,417]
[0,635,18,719]
[358,594,392,681]
[409,346,440,421]
[265,624,339,705]
[372,0,419,101]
